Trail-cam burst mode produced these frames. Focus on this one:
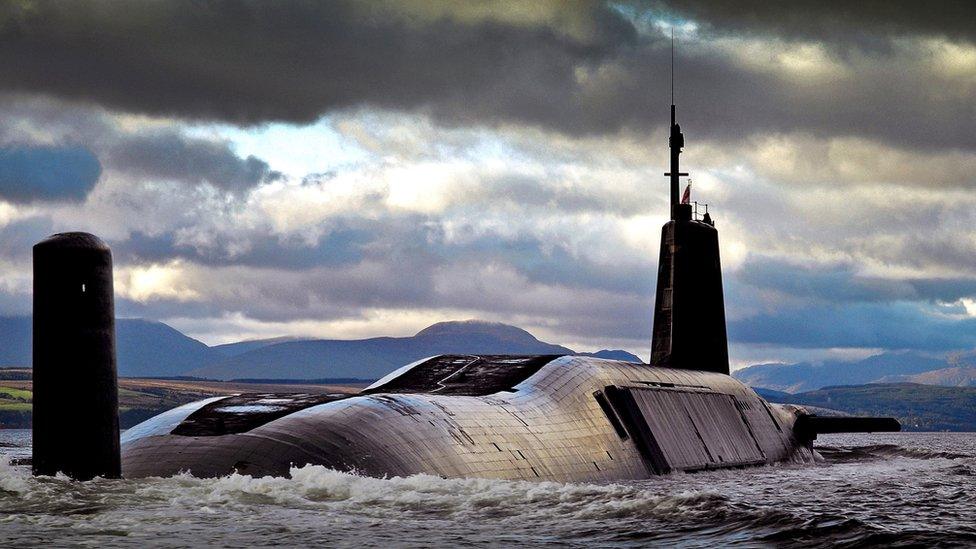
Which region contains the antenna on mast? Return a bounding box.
[664,27,687,220]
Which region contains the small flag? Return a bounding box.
[681,180,692,204]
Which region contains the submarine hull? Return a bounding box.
[122,356,813,480]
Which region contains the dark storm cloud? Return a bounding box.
[910,279,976,303]
[735,257,976,308]
[655,1,976,45]
[0,217,55,317]
[115,225,373,270]
[106,132,281,192]
[729,302,976,351]
[2,1,972,151]
[0,145,101,203]
[0,0,635,126]
[0,216,55,259]
[0,99,279,193]
[735,260,916,303]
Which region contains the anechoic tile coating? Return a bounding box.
[122,356,813,480]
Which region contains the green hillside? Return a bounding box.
[762,383,976,431]
[0,383,199,428]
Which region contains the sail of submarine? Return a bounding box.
[119,103,900,481]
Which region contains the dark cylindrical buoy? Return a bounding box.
[32,232,120,479]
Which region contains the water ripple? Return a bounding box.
[0,432,973,547]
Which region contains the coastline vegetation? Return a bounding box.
[0,378,362,428]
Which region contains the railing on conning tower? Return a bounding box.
[691,201,709,222]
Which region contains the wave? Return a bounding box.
[817,444,972,462]
[0,460,735,521]
[0,460,861,543]
[0,461,773,546]
[135,465,737,522]
[1,435,973,548]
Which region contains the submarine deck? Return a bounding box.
[122,355,817,479]
[165,355,563,437]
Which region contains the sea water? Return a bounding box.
[0,431,973,547]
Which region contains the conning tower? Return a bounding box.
[650,104,729,375]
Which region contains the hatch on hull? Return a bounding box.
[604,386,771,473]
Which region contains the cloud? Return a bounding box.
[1,1,972,154]
[0,216,55,260]
[729,301,976,351]
[109,257,653,344]
[740,134,976,189]
[0,144,101,203]
[0,103,964,362]
[726,256,976,353]
[734,256,976,310]
[77,134,662,350]
[0,1,635,127]
[655,1,976,46]
[12,106,959,358]
[734,259,912,305]
[114,228,370,270]
[910,279,976,303]
[106,131,281,192]
[0,97,280,195]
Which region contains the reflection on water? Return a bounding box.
[0,431,974,547]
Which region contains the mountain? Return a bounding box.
[0,316,219,377]
[733,351,947,393]
[752,387,793,401]
[0,316,641,380]
[115,319,219,377]
[0,317,31,367]
[211,336,307,358]
[190,320,574,380]
[759,383,976,431]
[579,350,643,363]
[876,366,976,387]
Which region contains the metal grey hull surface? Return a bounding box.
[121,356,814,480]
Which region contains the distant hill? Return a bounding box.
[0,316,218,377]
[733,351,947,393]
[876,366,976,387]
[0,317,30,367]
[878,350,976,387]
[759,383,976,431]
[190,320,575,380]
[0,316,642,380]
[579,350,643,363]
[116,319,219,377]
[752,387,793,401]
[211,336,307,358]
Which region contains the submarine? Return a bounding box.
[32,100,899,482]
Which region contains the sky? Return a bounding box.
[0,1,974,367]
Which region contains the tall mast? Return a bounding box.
[664,29,687,220]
